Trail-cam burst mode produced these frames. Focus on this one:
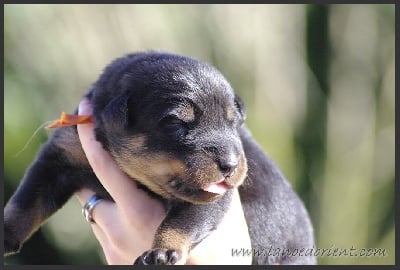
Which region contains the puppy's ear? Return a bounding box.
[101,94,130,130]
[234,93,246,124]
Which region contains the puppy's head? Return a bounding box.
[92,52,247,204]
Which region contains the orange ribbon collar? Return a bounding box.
[46,112,93,128]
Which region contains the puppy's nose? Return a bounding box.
[218,154,239,178]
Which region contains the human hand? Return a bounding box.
[75,98,252,265]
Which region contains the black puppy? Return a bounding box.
[4,51,316,265]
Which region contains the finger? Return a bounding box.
[75,188,96,206]
[76,189,155,264]
[77,99,164,235]
[75,189,137,264]
[75,189,107,237]
[75,189,119,262]
[75,188,120,235]
[76,99,151,209]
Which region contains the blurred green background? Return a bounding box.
[3,4,395,265]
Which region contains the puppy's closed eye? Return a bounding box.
[160,114,190,137]
[233,94,246,126]
[159,103,196,136]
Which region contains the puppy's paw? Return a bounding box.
[4,238,21,256]
[133,248,180,265]
[3,225,22,256]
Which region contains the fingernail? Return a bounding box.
[78,98,93,115]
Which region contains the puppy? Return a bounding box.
[4,51,316,265]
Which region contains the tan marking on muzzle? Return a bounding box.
[114,151,187,199]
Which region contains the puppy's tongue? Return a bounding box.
[202,181,229,195]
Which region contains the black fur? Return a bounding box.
[4,51,316,265]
